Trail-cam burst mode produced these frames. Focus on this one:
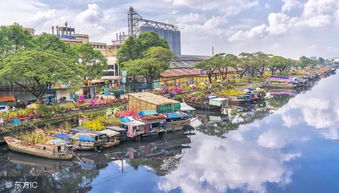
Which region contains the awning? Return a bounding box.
[49,139,69,145]
[99,129,120,137]
[120,117,133,123]
[55,133,71,139]
[122,120,145,127]
[166,113,185,119]
[180,103,195,111]
[138,110,158,116]
[0,96,15,103]
[78,135,95,142]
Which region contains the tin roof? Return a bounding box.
[128,92,179,105]
[161,68,202,77]
[161,67,240,78]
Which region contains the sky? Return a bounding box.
[0,0,338,58]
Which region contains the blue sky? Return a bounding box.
[1,0,338,58]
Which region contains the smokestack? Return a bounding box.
[52,26,54,35]
[56,25,59,36]
[65,22,68,35]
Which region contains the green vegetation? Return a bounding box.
[118,32,173,89]
[0,24,107,103]
[196,52,321,81]
[117,31,169,66]
[123,46,173,88]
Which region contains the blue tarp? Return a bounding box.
[138,110,158,116]
[120,117,133,123]
[78,135,95,142]
[55,133,71,139]
[166,113,191,119]
[166,113,184,119]
[50,139,69,145]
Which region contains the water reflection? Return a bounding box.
[159,72,339,193]
[0,72,338,193]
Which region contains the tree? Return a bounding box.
[33,33,74,55]
[318,57,325,65]
[239,52,256,78]
[71,43,107,80]
[219,54,238,80]
[254,52,270,76]
[268,56,285,74]
[117,32,169,67]
[0,24,33,56]
[138,31,169,50]
[0,30,11,58]
[196,56,219,83]
[0,50,81,103]
[116,36,143,66]
[123,47,173,88]
[299,56,317,69]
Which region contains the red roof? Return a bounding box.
[0,96,15,103]
[161,67,240,78]
[161,68,202,78]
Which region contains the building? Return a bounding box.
[139,24,181,55]
[52,23,121,86]
[128,92,180,113]
[127,7,181,55]
[158,55,241,87]
[51,22,116,57]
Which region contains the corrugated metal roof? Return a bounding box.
[128,92,179,105]
[161,68,202,77]
[161,67,239,78]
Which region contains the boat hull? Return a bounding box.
[4,137,73,160]
[186,101,220,111]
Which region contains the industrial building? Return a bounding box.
[127,7,181,55]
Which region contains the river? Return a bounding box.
[0,71,338,193]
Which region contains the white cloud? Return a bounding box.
[282,0,302,13]
[76,4,104,24]
[176,13,203,23]
[168,0,259,16]
[159,133,299,193]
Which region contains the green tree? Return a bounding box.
[33,33,74,55]
[117,32,169,67]
[0,50,81,103]
[299,56,317,69]
[318,57,325,65]
[268,56,285,74]
[0,24,33,56]
[123,47,173,88]
[254,52,270,76]
[138,31,169,50]
[116,36,142,66]
[239,52,256,78]
[218,53,238,80]
[196,56,219,83]
[72,43,107,80]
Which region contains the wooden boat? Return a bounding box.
[228,94,260,105]
[99,129,120,148]
[4,136,73,160]
[71,131,108,151]
[165,112,192,132]
[107,126,127,141]
[185,101,220,111]
[266,83,297,89]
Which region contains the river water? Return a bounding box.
[0,72,338,193]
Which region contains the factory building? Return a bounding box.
[139,24,181,55]
[127,6,181,55]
